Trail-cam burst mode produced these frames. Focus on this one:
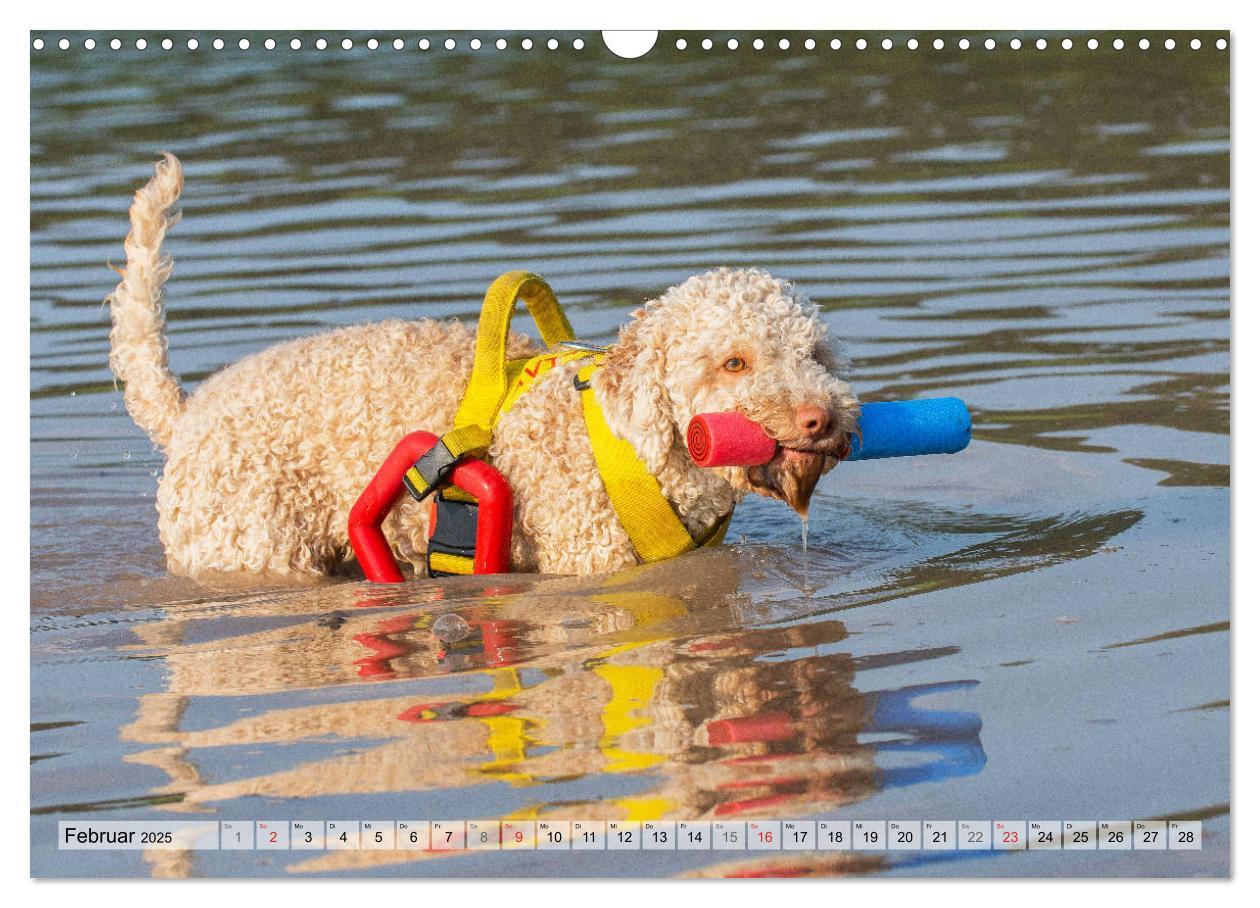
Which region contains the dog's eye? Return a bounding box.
[722,357,747,373]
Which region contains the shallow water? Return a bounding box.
[30,33,1229,878]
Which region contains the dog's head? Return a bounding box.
[595,268,859,515]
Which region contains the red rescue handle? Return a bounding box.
[348,431,513,583]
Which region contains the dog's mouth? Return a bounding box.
[744,435,851,516]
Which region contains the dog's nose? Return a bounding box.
[795,404,831,438]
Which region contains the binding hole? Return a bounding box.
[602,30,657,58]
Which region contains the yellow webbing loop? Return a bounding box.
[453,271,576,432]
[412,273,573,511]
[576,358,722,563]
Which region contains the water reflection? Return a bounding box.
[103,497,1154,875]
[30,493,1153,876]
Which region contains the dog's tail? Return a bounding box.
[106,153,187,449]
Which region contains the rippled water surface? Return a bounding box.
[30,33,1229,877]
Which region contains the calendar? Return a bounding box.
[28,20,1231,884]
[59,819,1204,852]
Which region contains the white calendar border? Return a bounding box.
[10,0,1247,904]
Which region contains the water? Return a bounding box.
[30,33,1229,877]
[799,515,812,593]
[432,612,473,644]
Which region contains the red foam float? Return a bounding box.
[686,411,778,467]
[706,710,796,746]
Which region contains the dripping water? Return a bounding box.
[801,513,810,591]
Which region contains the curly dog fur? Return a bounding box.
[108,155,860,579]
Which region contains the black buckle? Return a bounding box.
[426,496,479,578]
[573,373,591,392]
[402,441,460,502]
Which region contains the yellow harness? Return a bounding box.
[403,271,729,575]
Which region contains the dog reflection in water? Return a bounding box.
[122,555,983,877]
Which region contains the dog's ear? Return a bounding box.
[592,308,676,475]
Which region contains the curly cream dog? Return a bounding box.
[108,155,860,578]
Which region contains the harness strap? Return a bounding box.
[575,359,732,563]
[453,271,576,432]
[402,423,493,501]
[408,271,731,571]
[494,348,601,428]
[405,272,575,503]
